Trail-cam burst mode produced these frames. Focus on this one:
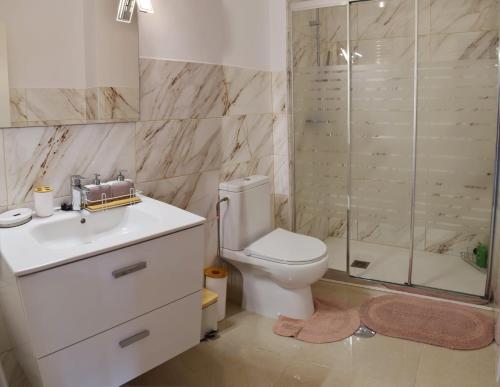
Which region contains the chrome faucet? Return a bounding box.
[70,175,89,211]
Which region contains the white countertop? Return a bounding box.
[0,196,206,276]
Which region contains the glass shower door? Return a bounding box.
[412,0,498,296]
[348,0,416,284]
[292,4,349,272]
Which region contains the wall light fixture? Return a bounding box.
[116,0,136,23]
[137,0,154,13]
[117,0,154,23]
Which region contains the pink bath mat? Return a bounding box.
[273,297,360,344]
[360,295,494,350]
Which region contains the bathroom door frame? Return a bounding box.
[288,0,499,300]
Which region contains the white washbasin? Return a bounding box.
[30,204,159,249]
[0,195,205,276]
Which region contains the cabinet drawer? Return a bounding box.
[19,226,204,358]
[38,291,202,387]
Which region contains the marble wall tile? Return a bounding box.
[8,89,27,125]
[274,194,291,230]
[320,5,350,43]
[291,9,317,68]
[204,219,219,268]
[424,226,489,256]
[140,58,225,121]
[272,72,287,114]
[273,114,288,156]
[137,170,219,220]
[221,115,251,165]
[222,114,274,164]
[430,0,497,34]
[85,88,99,121]
[246,114,274,158]
[427,31,498,61]
[136,118,222,183]
[351,37,415,65]
[223,67,272,116]
[26,88,86,122]
[355,0,414,40]
[96,87,139,121]
[220,155,274,185]
[6,86,139,127]
[418,0,431,36]
[0,351,29,387]
[292,35,318,69]
[274,155,289,196]
[328,217,357,240]
[0,130,7,207]
[297,213,329,240]
[4,122,135,205]
[357,221,426,249]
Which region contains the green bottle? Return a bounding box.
[473,243,488,269]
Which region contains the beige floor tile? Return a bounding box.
[124,281,497,387]
[273,360,353,387]
[216,308,308,357]
[349,335,423,387]
[414,343,497,387]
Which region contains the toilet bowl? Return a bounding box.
[219,176,328,320]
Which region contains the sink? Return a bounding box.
[30,204,159,250]
[0,195,206,276]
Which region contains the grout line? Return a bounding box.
[140,55,275,73]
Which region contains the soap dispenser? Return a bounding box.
[85,173,111,202]
[108,170,135,199]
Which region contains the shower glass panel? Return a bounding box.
[412,0,499,296]
[292,5,349,261]
[291,0,499,298]
[348,0,415,284]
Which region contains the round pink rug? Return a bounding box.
[360,295,494,350]
[273,297,360,344]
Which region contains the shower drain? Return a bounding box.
[351,260,370,269]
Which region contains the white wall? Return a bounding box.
[84,0,139,88]
[0,0,86,89]
[269,0,288,71]
[1,0,139,89]
[139,0,278,70]
[0,24,10,122]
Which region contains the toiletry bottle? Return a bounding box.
[85,174,112,203]
[107,170,135,199]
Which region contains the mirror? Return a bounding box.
[0,0,139,128]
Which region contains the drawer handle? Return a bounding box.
[119,330,150,348]
[112,262,147,278]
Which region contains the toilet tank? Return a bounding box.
[219,175,272,251]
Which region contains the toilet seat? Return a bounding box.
[244,228,327,265]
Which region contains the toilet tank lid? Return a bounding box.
[219,175,269,192]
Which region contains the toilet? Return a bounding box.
[219,175,328,320]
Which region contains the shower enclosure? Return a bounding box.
[291,0,500,298]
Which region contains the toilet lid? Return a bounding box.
[244,228,327,265]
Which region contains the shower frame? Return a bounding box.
[288,0,500,300]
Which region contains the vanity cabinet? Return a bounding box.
[0,225,205,387]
